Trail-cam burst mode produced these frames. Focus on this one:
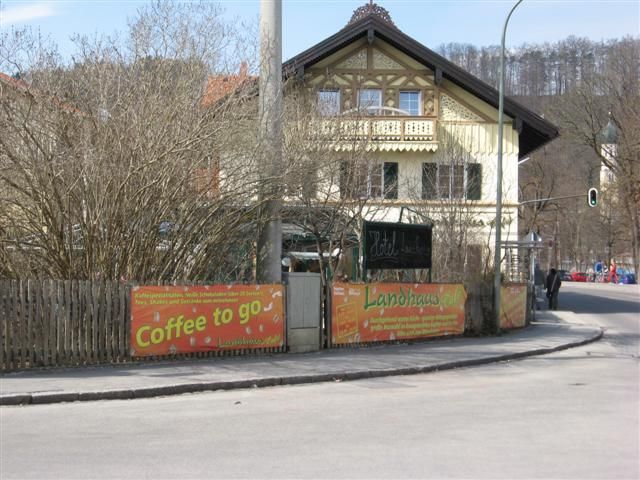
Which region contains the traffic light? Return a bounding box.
[588,187,598,207]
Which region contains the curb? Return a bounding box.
[0,328,604,406]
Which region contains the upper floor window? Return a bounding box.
[358,89,382,114]
[399,90,421,116]
[317,89,340,116]
[422,162,482,200]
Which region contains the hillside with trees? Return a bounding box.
[438,37,639,275]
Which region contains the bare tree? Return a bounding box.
[279,85,382,287]
[403,125,491,283]
[555,37,640,275]
[0,1,265,282]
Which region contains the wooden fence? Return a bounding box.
[1,280,130,370]
[0,279,287,371]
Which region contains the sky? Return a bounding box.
[1,0,639,64]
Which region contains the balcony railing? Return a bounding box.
[317,116,437,151]
[315,106,437,151]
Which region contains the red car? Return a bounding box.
[571,272,589,282]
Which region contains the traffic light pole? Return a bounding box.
[519,193,593,206]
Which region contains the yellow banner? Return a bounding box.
[131,284,284,357]
[500,284,527,329]
[331,283,466,345]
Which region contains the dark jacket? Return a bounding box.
[546,271,562,293]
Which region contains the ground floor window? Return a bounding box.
[340,161,398,200]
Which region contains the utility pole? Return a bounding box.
[256,0,283,283]
[494,0,523,330]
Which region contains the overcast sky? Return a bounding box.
[1,0,638,63]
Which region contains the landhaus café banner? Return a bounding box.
[130,285,284,357]
[331,283,466,345]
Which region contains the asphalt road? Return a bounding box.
[1,283,638,480]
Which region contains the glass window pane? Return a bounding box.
[438,164,451,199]
[399,91,420,116]
[318,89,340,116]
[422,163,437,200]
[369,163,382,198]
[358,89,382,113]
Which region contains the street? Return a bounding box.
[1,283,638,479]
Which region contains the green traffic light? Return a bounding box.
[588,188,598,207]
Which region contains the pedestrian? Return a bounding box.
[609,259,618,284]
[545,268,562,310]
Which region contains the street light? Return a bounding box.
[494,0,524,330]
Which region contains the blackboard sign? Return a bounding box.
[363,221,432,270]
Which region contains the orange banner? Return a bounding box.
[500,284,527,329]
[130,284,284,357]
[331,283,466,345]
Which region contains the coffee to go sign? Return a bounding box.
[130,285,285,357]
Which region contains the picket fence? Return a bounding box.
[0,280,130,370]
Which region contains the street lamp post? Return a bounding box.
[494,0,524,329]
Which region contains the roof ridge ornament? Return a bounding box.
[348,0,396,27]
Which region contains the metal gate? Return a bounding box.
[283,272,322,353]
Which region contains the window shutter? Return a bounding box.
[383,162,398,199]
[339,161,351,199]
[467,163,482,200]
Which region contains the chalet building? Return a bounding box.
[279,3,558,275]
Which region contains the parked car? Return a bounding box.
[571,272,589,282]
[619,273,637,284]
[616,269,637,284]
[557,269,572,281]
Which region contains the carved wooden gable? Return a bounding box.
[335,50,368,69]
[440,94,484,122]
[307,43,438,116]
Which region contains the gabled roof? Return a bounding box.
[0,72,30,92]
[202,62,256,107]
[0,71,84,115]
[283,13,559,157]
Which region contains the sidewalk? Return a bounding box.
[0,310,603,406]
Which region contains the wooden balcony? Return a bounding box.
[317,113,438,152]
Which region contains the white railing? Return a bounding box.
[318,117,436,142]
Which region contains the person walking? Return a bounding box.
[609,259,618,284]
[545,268,562,310]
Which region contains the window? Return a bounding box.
[317,89,340,116]
[399,90,421,116]
[383,162,398,200]
[358,89,382,114]
[422,162,482,200]
[340,161,398,200]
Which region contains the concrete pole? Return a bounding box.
[494,0,523,330]
[256,0,283,283]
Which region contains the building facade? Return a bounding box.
[280,4,558,278]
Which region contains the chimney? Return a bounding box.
[239,61,248,78]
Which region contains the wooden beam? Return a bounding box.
[435,68,443,86]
